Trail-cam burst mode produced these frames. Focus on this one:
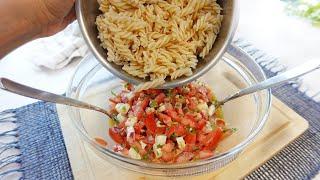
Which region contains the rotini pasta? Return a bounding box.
[96,0,223,88]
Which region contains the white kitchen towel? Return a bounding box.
[30,22,89,70]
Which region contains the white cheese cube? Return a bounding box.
[140,141,147,149]
[197,102,208,113]
[158,104,166,112]
[115,103,130,115]
[125,117,138,127]
[153,144,163,158]
[176,137,186,150]
[129,147,141,160]
[155,135,167,146]
[116,113,126,123]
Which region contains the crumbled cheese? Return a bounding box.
[176,137,186,150]
[204,121,213,133]
[153,145,163,158]
[115,103,130,115]
[125,117,138,127]
[156,121,165,127]
[116,113,126,123]
[197,102,208,113]
[146,107,155,114]
[155,135,167,146]
[208,105,216,116]
[140,141,147,149]
[158,104,166,112]
[129,147,141,160]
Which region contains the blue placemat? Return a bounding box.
[0,102,73,180]
[0,43,319,179]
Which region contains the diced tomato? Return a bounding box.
[176,107,184,115]
[155,93,166,104]
[165,109,182,122]
[158,113,172,125]
[196,119,207,130]
[134,134,144,141]
[216,118,226,127]
[121,148,129,155]
[162,151,175,162]
[162,143,174,153]
[199,150,214,159]
[197,132,207,144]
[118,120,126,129]
[109,96,121,104]
[144,113,156,134]
[186,97,197,110]
[109,127,124,144]
[185,133,196,144]
[166,126,176,137]
[198,86,208,96]
[156,127,166,134]
[204,128,223,150]
[175,124,187,136]
[184,144,194,152]
[182,114,196,127]
[140,98,150,110]
[94,137,108,147]
[145,89,162,95]
[176,152,194,163]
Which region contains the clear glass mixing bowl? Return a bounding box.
[66,51,271,177]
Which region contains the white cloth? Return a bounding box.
[30,22,88,70]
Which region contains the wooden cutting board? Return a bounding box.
[57,97,308,180]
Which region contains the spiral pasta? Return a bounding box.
[96,0,223,86]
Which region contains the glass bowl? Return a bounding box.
[66,50,271,177]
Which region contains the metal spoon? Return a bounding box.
[0,78,112,117]
[0,59,319,114]
[215,59,320,107]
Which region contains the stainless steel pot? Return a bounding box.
[76,0,239,88]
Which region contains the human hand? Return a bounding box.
[32,0,76,37]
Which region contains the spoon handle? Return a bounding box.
[0,78,110,116]
[220,59,320,104]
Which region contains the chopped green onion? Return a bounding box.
[156,144,163,149]
[170,133,177,139]
[231,128,238,132]
[111,90,117,96]
[133,146,139,153]
[142,154,149,160]
[149,100,158,108]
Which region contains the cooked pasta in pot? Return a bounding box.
[96,0,223,83]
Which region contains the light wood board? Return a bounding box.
[57,97,308,180]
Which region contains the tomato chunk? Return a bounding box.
[185,133,196,144]
[109,127,124,144]
[158,113,172,125]
[204,128,223,150]
[144,113,156,134]
[155,93,166,104]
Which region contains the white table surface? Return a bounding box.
[0,0,320,178]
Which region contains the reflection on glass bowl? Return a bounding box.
[66,52,271,177]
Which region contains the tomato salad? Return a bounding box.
[101,82,234,163]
